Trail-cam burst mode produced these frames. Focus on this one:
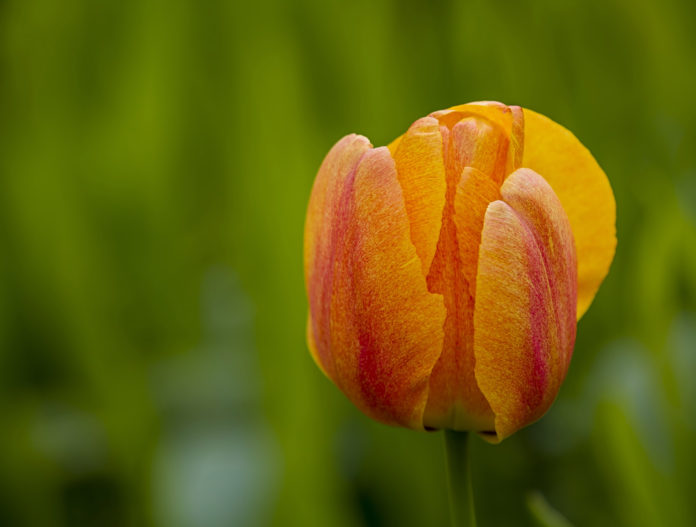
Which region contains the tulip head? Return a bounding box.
[304,102,615,442]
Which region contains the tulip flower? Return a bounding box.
[304,102,615,443]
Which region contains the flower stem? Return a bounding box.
[445,430,477,527]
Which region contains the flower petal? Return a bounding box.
[474,169,577,441]
[387,134,402,156]
[392,117,447,277]
[448,117,509,186]
[454,167,502,300]
[432,102,525,185]
[304,134,372,378]
[522,108,616,318]
[422,167,499,431]
[329,147,447,428]
[501,169,578,367]
[432,102,515,136]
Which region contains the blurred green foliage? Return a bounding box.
[0,0,695,526]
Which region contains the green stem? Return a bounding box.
[445,430,478,527]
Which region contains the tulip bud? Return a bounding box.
[304,102,615,442]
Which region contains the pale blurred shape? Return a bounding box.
[150,268,278,527]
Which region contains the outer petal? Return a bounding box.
[392,117,447,276]
[327,147,446,428]
[522,108,616,318]
[474,169,577,442]
[501,169,578,368]
[305,134,372,378]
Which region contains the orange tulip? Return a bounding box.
[304,102,615,442]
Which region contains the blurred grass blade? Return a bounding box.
[526,491,574,527]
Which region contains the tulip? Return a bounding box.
[304,102,615,442]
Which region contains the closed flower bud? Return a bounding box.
[304,102,615,442]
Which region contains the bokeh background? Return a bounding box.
[1,0,695,526]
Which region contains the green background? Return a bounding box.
[1,0,695,525]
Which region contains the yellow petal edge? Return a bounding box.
[522,109,616,319]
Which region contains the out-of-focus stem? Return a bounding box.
[445,430,477,527]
